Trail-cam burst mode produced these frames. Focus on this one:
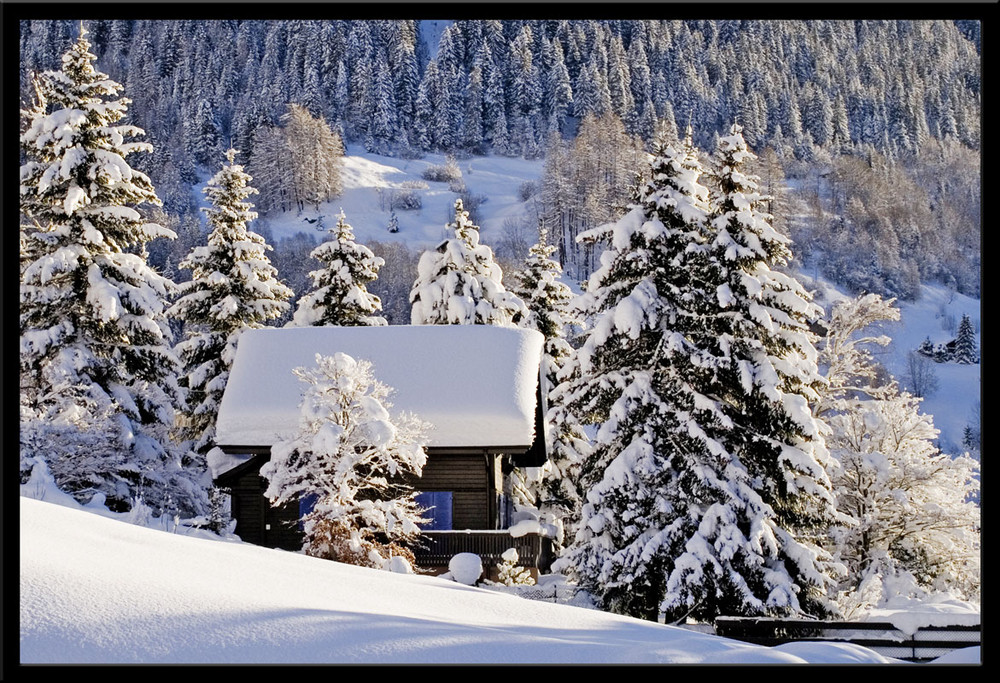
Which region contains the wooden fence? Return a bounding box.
[714,617,980,662]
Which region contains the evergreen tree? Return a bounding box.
[185,97,223,168]
[556,133,718,622]
[20,25,201,516]
[366,58,399,155]
[291,209,388,327]
[170,148,292,453]
[462,64,486,155]
[558,126,841,623]
[542,37,573,136]
[409,199,527,326]
[19,71,50,278]
[953,313,978,364]
[411,60,435,151]
[511,224,589,541]
[481,44,511,155]
[694,123,845,617]
[261,352,430,568]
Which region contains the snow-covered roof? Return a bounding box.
[215,325,544,453]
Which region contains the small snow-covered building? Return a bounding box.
[212,324,550,571]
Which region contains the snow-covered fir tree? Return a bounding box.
[409,199,527,326]
[689,123,846,619]
[261,352,430,569]
[557,126,842,623]
[555,132,718,622]
[510,224,589,539]
[815,295,981,612]
[19,25,202,516]
[170,148,292,453]
[512,225,577,384]
[953,313,978,364]
[290,209,387,327]
[19,71,50,278]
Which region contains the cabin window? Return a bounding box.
[415,491,453,531]
[298,492,318,529]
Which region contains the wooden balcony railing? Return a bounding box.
[412,530,554,571]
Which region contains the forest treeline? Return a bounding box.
[19,18,981,300]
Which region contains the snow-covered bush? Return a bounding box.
[384,555,415,574]
[389,188,422,211]
[422,156,462,183]
[518,181,538,202]
[400,180,430,190]
[261,353,430,568]
[449,553,483,585]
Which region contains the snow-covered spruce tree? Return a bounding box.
[510,224,589,538]
[688,123,846,619]
[261,352,430,568]
[409,199,527,326]
[953,313,978,365]
[169,148,292,453]
[816,295,981,610]
[19,26,202,516]
[556,132,718,622]
[290,209,387,327]
[19,71,51,278]
[557,128,841,623]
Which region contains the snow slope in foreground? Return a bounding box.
[18,496,933,665]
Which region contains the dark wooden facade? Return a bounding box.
[215,447,507,553]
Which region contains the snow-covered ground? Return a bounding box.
[19,489,979,665]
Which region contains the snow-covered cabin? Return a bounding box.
[212,325,550,569]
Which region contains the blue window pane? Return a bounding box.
[415,491,453,531]
[299,492,318,530]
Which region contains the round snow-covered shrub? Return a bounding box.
[449,552,483,585]
[422,158,462,183]
[390,189,422,211]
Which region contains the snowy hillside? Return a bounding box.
[21,493,979,665]
[257,145,544,250]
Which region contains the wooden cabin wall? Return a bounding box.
[404,452,496,530]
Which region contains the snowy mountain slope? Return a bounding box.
[21,494,928,665]
[257,145,545,249]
